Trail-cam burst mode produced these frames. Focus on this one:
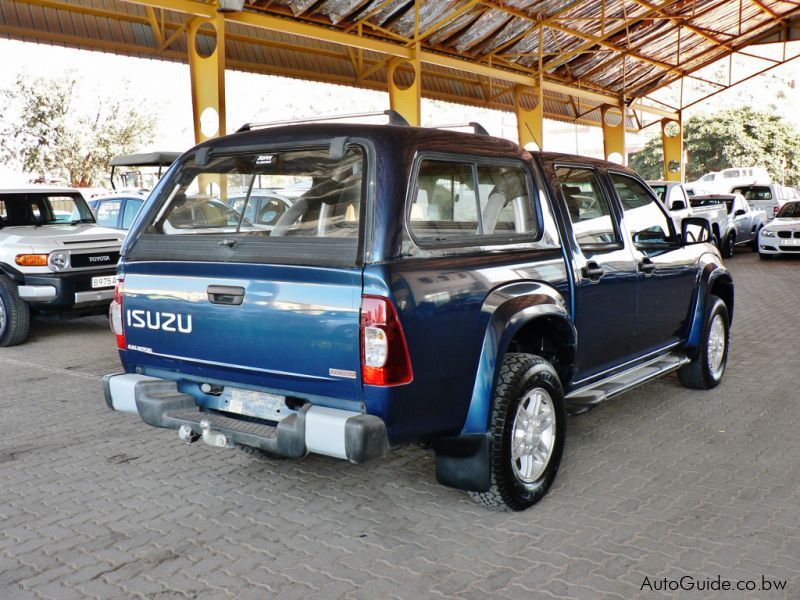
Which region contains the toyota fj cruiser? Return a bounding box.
[104,116,733,510]
[0,187,125,346]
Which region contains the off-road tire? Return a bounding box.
[678,295,730,390]
[0,275,31,347]
[469,353,566,511]
[721,232,735,258]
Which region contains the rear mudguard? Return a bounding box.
[685,256,733,358]
[434,281,576,492]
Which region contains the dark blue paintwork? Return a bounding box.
[120,260,363,412]
[116,124,732,448]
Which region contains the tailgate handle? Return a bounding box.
[207,285,245,306]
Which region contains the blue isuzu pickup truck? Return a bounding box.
[105,118,733,510]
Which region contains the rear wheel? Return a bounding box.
[0,276,31,347]
[678,295,729,390]
[751,229,761,251]
[469,353,566,511]
[721,233,735,258]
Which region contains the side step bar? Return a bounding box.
[566,351,690,415]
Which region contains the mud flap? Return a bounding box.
[433,434,491,492]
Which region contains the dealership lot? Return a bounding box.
[1,252,798,599]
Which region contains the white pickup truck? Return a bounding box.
[690,193,768,258]
[0,187,125,346]
[648,181,728,246]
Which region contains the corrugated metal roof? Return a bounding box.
[0,0,797,129]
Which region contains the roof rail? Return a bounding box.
[236,110,409,133]
[431,122,490,136]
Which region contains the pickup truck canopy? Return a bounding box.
[110,152,183,190]
[110,152,182,167]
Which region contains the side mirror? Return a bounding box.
[735,209,746,216]
[671,200,686,211]
[681,217,711,245]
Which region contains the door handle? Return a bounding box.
[207,285,245,306]
[638,258,656,275]
[581,261,604,282]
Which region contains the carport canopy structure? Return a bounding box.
[2,0,800,181]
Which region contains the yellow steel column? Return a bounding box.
[600,103,626,164]
[514,87,544,151]
[387,58,421,126]
[188,13,226,143]
[661,116,684,182]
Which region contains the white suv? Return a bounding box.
[0,187,125,346]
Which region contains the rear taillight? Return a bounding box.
[109,277,125,350]
[360,295,413,386]
[774,206,780,214]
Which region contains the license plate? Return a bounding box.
[91,275,117,289]
[222,387,288,421]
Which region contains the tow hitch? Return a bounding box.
[177,421,235,448]
[177,424,199,443]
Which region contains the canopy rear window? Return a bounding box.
[691,197,726,208]
[128,145,365,266]
[732,186,772,200]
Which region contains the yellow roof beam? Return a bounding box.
[145,6,165,48]
[629,101,679,119]
[226,8,653,114]
[747,0,782,22]
[81,0,675,121]
[125,0,215,18]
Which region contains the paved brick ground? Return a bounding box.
[1,251,798,599]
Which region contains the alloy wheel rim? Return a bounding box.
[510,387,556,484]
[0,296,6,337]
[707,314,726,377]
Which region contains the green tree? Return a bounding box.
[0,73,156,187]
[629,108,800,185]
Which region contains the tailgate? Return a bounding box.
[122,261,363,404]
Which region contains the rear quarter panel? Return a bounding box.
[363,250,569,443]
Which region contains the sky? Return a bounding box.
[0,36,798,184]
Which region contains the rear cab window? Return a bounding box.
[407,154,539,246]
[128,144,366,267]
[555,165,622,252]
[650,184,666,202]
